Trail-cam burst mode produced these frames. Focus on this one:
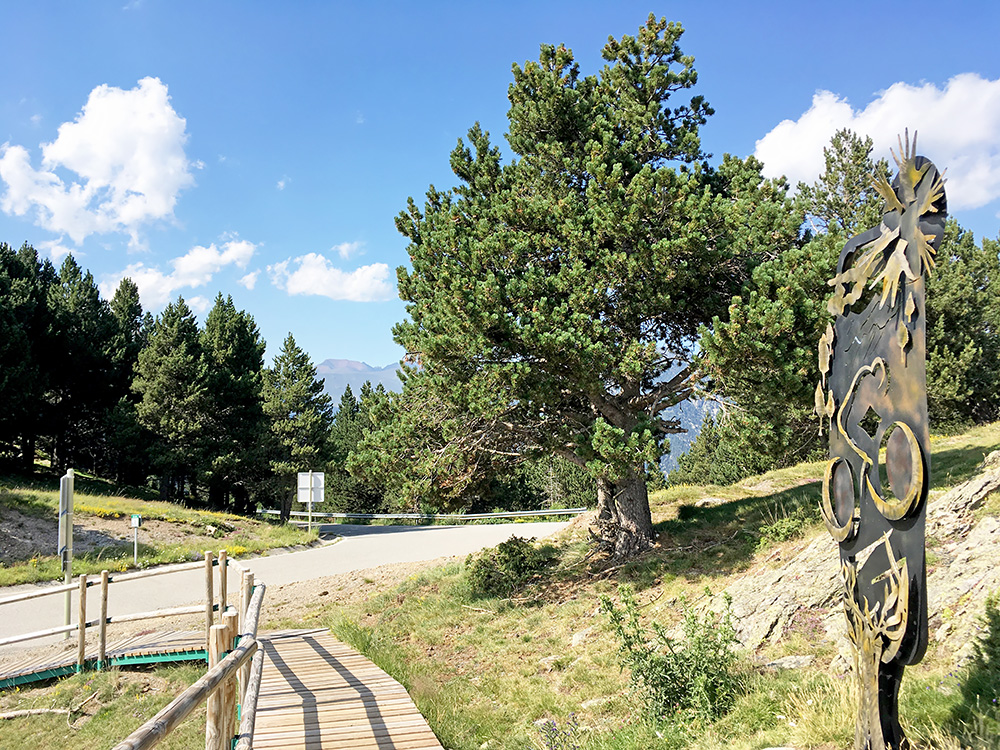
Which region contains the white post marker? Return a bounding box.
[296,472,324,533]
[131,514,142,565]
[58,469,74,635]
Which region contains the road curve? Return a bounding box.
[0,521,569,651]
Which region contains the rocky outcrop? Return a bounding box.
[714,451,1000,668]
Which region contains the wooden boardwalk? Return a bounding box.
[252,630,442,750]
[0,630,206,689]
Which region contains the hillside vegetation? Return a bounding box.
[0,468,315,587]
[280,422,1000,750]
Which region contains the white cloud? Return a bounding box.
[268,253,393,302]
[187,296,210,314]
[38,238,75,263]
[101,238,256,308]
[30,114,42,126]
[755,73,1000,211]
[276,176,289,191]
[333,240,363,259]
[0,77,194,247]
[239,270,260,290]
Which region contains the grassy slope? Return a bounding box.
[0,665,205,749]
[291,423,1000,750]
[3,425,1000,749]
[0,468,316,586]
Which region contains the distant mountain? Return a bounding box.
[317,359,403,403]
[659,397,718,474]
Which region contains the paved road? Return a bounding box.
[0,521,568,653]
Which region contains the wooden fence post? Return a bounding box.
[238,570,253,699]
[223,611,239,742]
[77,574,87,671]
[204,551,214,653]
[205,623,227,750]
[218,549,227,614]
[99,570,109,669]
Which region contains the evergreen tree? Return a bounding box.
[262,334,334,521]
[925,228,1000,427]
[327,382,387,514]
[796,129,890,236]
[45,256,116,472]
[108,278,146,395]
[133,296,208,502]
[200,294,268,514]
[103,277,153,485]
[380,16,799,558]
[0,244,35,462]
[686,130,1000,485]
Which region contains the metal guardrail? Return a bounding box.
[260,507,587,522]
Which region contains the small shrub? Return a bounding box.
[537,713,582,750]
[465,535,556,599]
[756,502,813,552]
[601,584,747,721]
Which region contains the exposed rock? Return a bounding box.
[709,451,1000,667]
[571,627,593,647]
[765,654,814,670]
[581,696,612,710]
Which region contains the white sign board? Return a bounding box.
[297,472,324,506]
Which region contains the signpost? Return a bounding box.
[131,514,143,566]
[58,468,74,635]
[296,472,324,532]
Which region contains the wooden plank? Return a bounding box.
[0,630,207,685]
[252,631,442,749]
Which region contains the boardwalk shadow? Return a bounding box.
[305,635,399,749]
[267,641,325,749]
[267,635,400,749]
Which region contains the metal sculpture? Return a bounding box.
[816,130,946,750]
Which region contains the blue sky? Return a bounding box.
[2,2,999,368]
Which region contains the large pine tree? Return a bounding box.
[382,16,799,558]
[45,256,117,473]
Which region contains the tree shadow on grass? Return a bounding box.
[929,445,1000,491]
[614,481,824,591]
[945,594,1000,743]
[613,441,1000,591]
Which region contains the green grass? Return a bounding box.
[286,421,1000,750]
[0,665,204,749]
[0,471,316,586]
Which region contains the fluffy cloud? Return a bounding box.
[239,270,260,290]
[333,241,363,259]
[268,252,393,302]
[755,73,1000,211]
[0,77,194,247]
[101,238,256,308]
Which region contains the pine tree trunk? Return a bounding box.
[611,470,654,559]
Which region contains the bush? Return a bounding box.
[601,584,747,721]
[465,535,557,599]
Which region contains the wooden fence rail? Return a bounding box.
[0,551,236,667]
[111,580,266,750]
